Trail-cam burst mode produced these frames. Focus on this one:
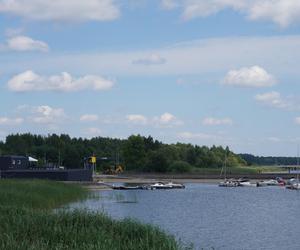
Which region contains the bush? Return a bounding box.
[168,161,192,173]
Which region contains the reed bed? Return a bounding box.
[0,179,183,250]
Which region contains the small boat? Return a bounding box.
[287,147,300,190]
[219,179,239,187]
[149,182,185,190]
[219,153,239,187]
[286,178,300,190]
[165,182,185,189]
[237,178,256,187]
[112,185,142,190]
[256,178,284,187]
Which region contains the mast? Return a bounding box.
[297,144,299,181]
[224,153,227,180]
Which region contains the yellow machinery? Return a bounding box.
[84,155,124,175]
[103,165,123,175]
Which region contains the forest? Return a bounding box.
[0,133,249,173]
[239,153,299,166]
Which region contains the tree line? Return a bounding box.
[239,154,299,166]
[0,133,247,172]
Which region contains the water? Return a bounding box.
[69,184,300,250]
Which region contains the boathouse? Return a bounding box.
[0,155,92,181]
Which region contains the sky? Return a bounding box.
[1,0,300,156]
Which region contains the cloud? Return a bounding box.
[6,36,49,52]
[161,0,179,10]
[267,137,281,142]
[132,54,166,66]
[255,91,300,110]
[295,117,300,125]
[80,114,99,122]
[153,112,183,127]
[248,1,300,28]
[31,105,66,124]
[5,28,24,37]
[0,117,23,126]
[126,112,183,127]
[161,0,300,27]
[83,127,102,137]
[222,66,276,88]
[126,114,148,125]
[0,0,120,22]
[202,117,233,126]
[9,35,300,78]
[7,70,114,92]
[177,131,217,140]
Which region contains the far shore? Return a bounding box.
[80,172,296,190]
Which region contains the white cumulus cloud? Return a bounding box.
[153,112,183,127]
[7,36,49,52]
[223,66,276,88]
[126,114,148,125]
[0,0,120,22]
[31,105,66,124]
[126,112,183,127]
[80,114,99,122]
[202,117,233,126]
[162,0,300,27]
[7,70,114,92]
[255,91,300,110]
[0,117,23,126]
[132,54,166,65]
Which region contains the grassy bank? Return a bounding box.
[189,165,285,175]
[0,180,183,250]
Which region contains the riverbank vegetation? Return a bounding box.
[0,133,247,172]
[0,179,183,250]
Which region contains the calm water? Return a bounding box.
[69,184,300,250]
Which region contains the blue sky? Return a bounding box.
[1,0,300,156]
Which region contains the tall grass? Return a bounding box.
[0,179,183,250]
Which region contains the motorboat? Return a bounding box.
[286,178,300,190]
[256,178,284,187]
[237,178,256,187]
[149,182,185,190]
[112,185,141,190]
[219,179,239,187]
[238,181,256,187]
[165,182,185,189]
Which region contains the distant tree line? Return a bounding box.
[239,154,299,166]
[0,133,247,172]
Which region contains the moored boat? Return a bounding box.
[219,179,239,187]
[256,178,285,187]
[149,182,185,190]
[286,178,300,190]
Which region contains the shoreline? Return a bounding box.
[81,172,296,190]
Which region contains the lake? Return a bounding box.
[68,183,300,250]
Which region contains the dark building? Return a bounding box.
[0,155,92,181]
[0,156,29,170]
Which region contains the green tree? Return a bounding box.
[122,135,146,170]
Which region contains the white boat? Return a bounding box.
[286,178,300,190]
[218,152,239,187]
[238,181,256,187]
[286,146,300,190]
[287,182,300,190]
[150,182,185,189]
[219,179,239,187]
[257,179,282,187]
